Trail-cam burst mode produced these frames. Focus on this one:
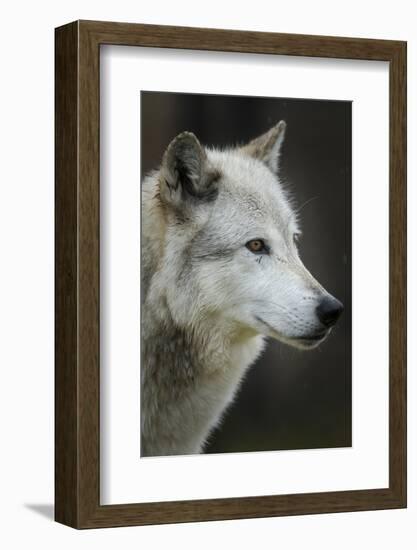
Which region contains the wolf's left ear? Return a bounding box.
[160,132,219,210]
[241,120,286,173]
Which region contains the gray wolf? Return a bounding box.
[141,121,343,457]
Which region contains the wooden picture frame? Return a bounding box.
[55,20,407,529]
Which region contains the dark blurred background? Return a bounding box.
[141,91,352,453]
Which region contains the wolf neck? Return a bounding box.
[141,296,264,457]
[144,299,258,376]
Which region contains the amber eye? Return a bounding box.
[246,239,268,254]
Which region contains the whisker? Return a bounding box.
[286,195,320,235]
[293,195,319,218]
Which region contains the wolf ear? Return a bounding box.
[241,120,286,173]
[160,132,218,209]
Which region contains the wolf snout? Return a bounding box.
[316,296,344,327]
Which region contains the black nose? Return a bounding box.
[316,296,344,327]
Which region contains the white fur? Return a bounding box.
[141,123,341,456]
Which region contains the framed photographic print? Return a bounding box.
[55,20,406,528]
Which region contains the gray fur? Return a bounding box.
[141,122,342,457]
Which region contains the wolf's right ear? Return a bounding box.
[241,120,286,174]
[159,132,219,210]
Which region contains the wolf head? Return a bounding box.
[154,121,343,350]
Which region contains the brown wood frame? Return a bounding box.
[55,20,407,529]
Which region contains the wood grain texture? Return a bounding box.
[55,21,79,527]
[388,41,407,503]
[55,20,407,529]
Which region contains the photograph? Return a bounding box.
[51,17,406,532]
[140,91,352,457]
